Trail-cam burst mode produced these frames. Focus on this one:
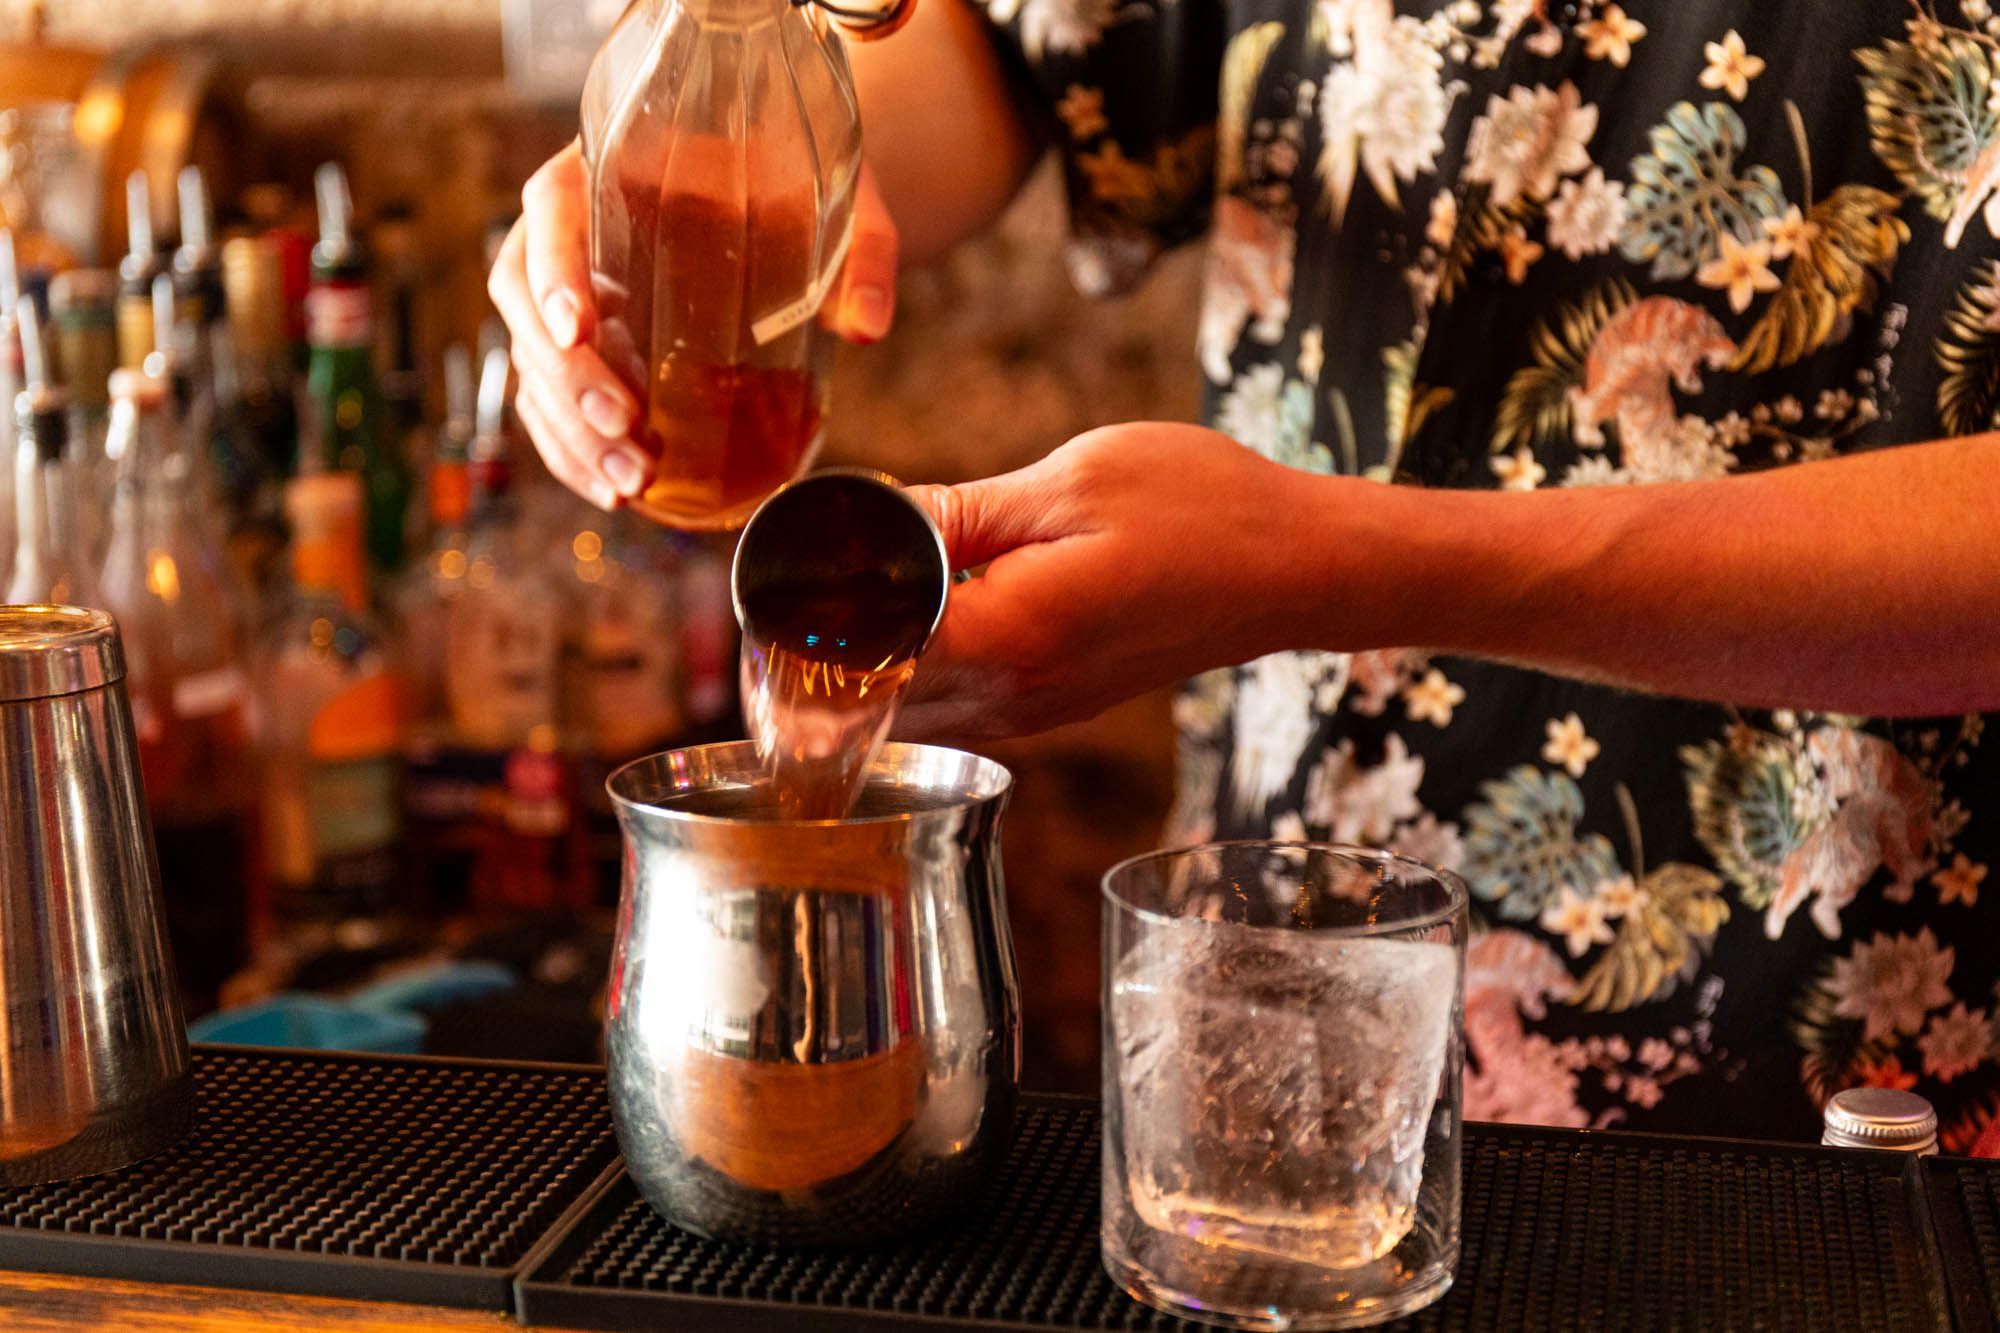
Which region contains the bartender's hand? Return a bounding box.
[487,140,902,510]
[897,425,1341,741]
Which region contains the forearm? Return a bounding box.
[843,0,1041,264]
[1300,437,2000,716]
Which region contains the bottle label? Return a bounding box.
[172,666,248,720]
[307,755,400,858]
[307,284,372,349]
[749,221,853,348]
[308,671,405,761]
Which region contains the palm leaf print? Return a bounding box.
[1935,258,2000,435]
[1856,21,2000,244]
[1619,101,1787,281]
[1490,279,1637,455]
[1681,737,1814,911]
[1571,864,1730,1013]
[1732,186,1909,373]
[1217,22,1286,196]
[1382,338,1454,468]
[1460,765,1622,923]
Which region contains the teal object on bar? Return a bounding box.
[189,994,425,1054]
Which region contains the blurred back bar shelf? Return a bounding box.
[0,0,1191,1091]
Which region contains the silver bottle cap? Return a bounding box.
[1821,1088,1938,1153]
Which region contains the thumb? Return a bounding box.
[906,462,1064,571]
[827,163,899,344]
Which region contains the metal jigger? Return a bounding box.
[730,468,950,660]
[0,605,192,1184]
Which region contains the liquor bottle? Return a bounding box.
[0,231,20,587]
[306,163,410,578]
[7,303,96,607]
[146,274,235,597]
[257,471,406,923]
[222,235,301,503]
[48,267,119,567]
[116,171,165,372]
[443,348,565,751]
[173,165,245,518]
[396,344,476,736]
[98,363,255,1014]
[568,508,683,759]
[580,0,861,529]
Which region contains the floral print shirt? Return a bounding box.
[981,0,2000,1145]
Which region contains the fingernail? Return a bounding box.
[580,387,629,437]
[850,285,892,341]
[590,481,621,512]
[601,449,647,498]
[544,290,581,347]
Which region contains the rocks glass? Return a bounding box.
[1101,842,1466,1329]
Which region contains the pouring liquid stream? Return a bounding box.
[741,569,935,820]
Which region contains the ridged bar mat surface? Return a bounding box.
[515,1100,1949,1332]
[0,1045,616,1309]
[1925,1157,2000,1333]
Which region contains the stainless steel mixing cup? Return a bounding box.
[0,604,191,1185]
[606,741,1019,1244]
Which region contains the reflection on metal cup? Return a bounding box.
[606,741,1019,1245]
[0,604,192,1185]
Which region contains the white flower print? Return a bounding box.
[1918,1003,1993,1082]
[1596,874,1649,919]
[1215,363,1290,453]
[1317,13,1454,223]
[1545,168,1627,259]
[1714,411,1753,447]
[1561,455,1630,487]
[1815,387,1856,420]
[1297,325,1325,382]
[1541,713,1600,778]
[1229,651,1337,819]
[1827,928,1956,1042]
[1403,668,1465,727]
[1491,446,1547,490]
[1303,733,1425,844]
[1576,5,1646,67]
[1698,29,1766,102]
[991,0,1128,59]
[1390,812,1465,872]
[1761,205,1820,260]
[1426,189,1459,248]
[1540,886,1615,957]
[1463,81,1598,208]
[1775,395,1804,423]
[1345,648,1426,716]
[1695,232,1780,314]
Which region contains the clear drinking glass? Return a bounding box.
[1102,842,1466,1330]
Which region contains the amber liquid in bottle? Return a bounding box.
[595,187,828,530]
[740,570,935,821]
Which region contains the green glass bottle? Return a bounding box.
[306,162,409,579]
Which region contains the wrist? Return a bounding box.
[1272,474,1585,659]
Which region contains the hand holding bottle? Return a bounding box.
[487,140,900,514]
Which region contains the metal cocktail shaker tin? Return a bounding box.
[0,604,191,1185]
[606,741,1020,1245]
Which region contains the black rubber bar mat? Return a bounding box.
[515,1098,1951,1333]
[0,1045,617,1309]
[1924,1157,2000,1333]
